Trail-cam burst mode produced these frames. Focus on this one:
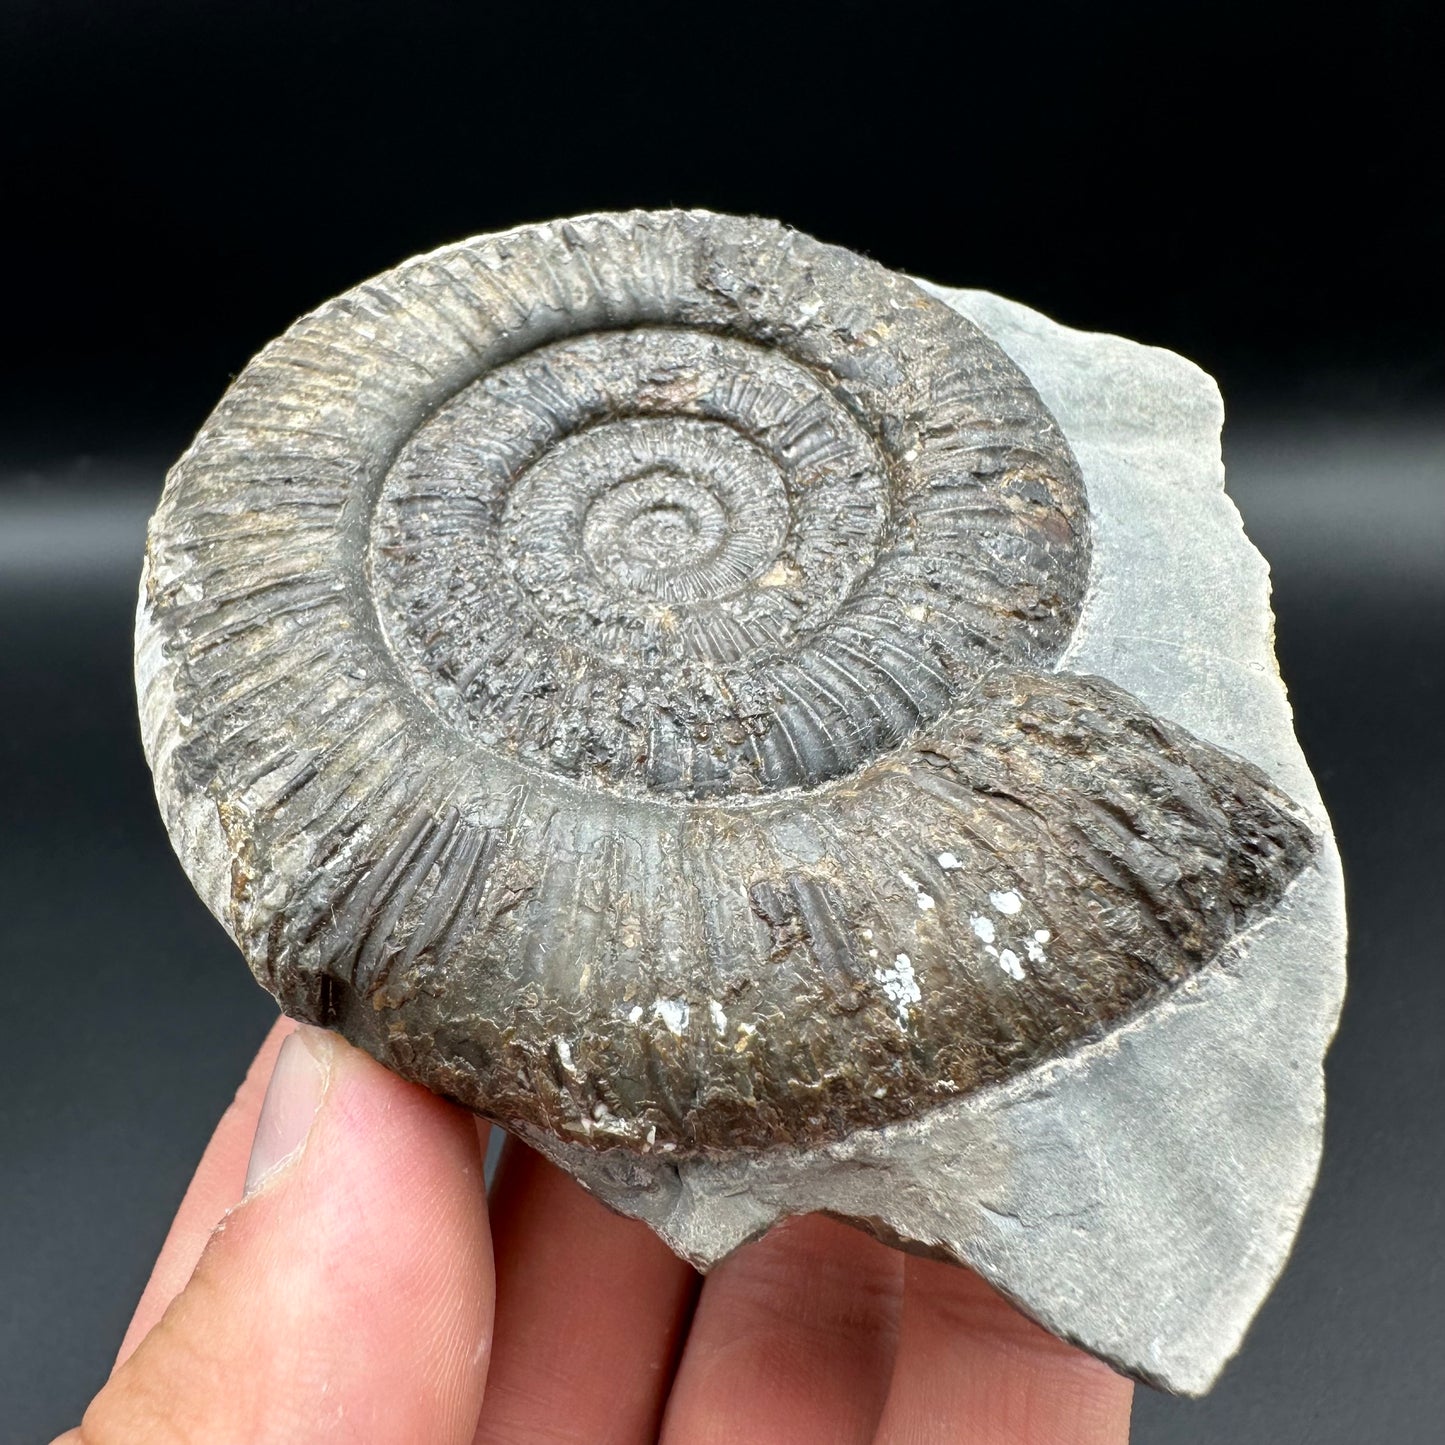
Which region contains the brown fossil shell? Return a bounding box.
[136,210,1316,1154]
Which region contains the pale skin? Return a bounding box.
[57,1017,1134,1444]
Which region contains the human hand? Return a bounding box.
[57,1018,1133,1443]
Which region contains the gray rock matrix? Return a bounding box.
[136,212,1345,1393]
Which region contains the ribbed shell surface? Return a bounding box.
[137,211,1316,1152]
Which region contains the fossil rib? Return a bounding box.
[137,210,1317,1158]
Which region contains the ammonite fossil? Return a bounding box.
[137,211,1343,1390]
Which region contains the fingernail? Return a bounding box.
[244,1025,333,1196]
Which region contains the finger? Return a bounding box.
[660,1213,904,1445]
[59,1024,494,1445]
[471,1135,698,1445]
[115,1012,296,1368]
[873,1253,1133,1445]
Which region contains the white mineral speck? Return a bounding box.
[1034,928,1051,942]
[554,1037,575,1072]
[937,851,963,871]
[653,999,689,1034]
[998,948,1025,980]
[990,889,1023,915]
[875,951,922,1023]
[627,1005,644,1024]
[971,913,997,944]
[709,1000,728,1036]
[896,870,935,911]
[1026,938,1048,964]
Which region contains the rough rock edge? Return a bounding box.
[516,285,1348,1396]
[133,276,1347,1396]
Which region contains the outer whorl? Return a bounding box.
[137,211,1317,1153]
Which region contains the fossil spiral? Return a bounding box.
[137,211,1317,1153]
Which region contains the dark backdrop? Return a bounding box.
[2,2,1441,1441]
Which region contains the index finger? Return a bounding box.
[873,1252,1134,1444]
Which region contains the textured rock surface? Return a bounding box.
[526,282,1347,1394]
[136,212,1345,1391]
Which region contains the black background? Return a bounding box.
[2,2,1441,1440]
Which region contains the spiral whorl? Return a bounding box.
[138,212,1316,1155]
[368,221,1089,797]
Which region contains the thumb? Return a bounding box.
[61,1025,494,1445]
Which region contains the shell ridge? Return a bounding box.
[139,210,1317,1156]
